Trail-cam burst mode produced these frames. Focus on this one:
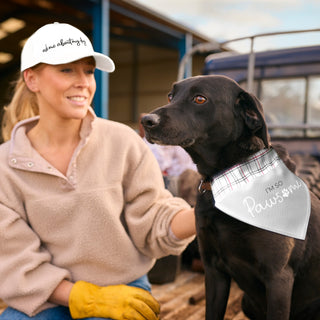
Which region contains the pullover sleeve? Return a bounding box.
[0,202,70,316]
[121,132,195,258]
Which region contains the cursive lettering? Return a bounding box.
[42,37,87,53]
[243,179,302,218]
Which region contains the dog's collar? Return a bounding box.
[198,179,212,193]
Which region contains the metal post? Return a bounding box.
[247,37,255,93]
[92,0,110,119]
[178,33,193,79]
[185,33,193,78]
[132,44,139,123]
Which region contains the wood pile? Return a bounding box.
[152,270,249,320]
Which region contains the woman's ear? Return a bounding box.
[23,69,39,93]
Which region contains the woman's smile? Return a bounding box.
[67,95,88,104]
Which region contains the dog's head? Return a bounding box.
[141,75,270,174]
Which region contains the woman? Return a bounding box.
[0,23,195,320]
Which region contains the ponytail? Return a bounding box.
[1,75,39,142]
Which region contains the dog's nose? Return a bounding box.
[141,114,160,129]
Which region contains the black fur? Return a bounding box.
[141,75,320,320]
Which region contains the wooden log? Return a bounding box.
[189,289,205,305]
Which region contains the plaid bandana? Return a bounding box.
[212,148,279,201]
[211,148,311,239]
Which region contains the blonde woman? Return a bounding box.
[0,22,195,320]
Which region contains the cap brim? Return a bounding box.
[93,52,115,72]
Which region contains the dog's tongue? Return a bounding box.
[211,148,311,240]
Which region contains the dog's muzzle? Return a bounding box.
[141,113,195,147]
[141,114,160,130]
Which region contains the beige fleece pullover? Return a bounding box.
[0,108,193,316]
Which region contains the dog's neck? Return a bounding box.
[186,136,266,178]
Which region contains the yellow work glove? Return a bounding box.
[69,280,160,320]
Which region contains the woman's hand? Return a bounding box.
[69,281,160,320]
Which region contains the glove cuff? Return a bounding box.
[69,281,97,319]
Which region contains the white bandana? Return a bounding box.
[211,148,311,239]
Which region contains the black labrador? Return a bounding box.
[141,75,320,320]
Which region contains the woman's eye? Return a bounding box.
[61,68,72,73]
[86,69,95,75]
[168,93,173,102]
[193,95,207,104]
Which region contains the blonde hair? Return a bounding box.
[1,75,39,142]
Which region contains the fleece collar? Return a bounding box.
[8,107,96,182]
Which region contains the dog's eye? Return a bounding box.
[168,93,173,102]
[193,95,207,104]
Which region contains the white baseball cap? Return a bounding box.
[21,22,115,73]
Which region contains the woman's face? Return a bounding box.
[25,57,96,121]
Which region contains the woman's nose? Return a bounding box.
[75,70,90,87]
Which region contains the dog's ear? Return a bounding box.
[235,91,270,148]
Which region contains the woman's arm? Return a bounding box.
[48,280,73,307]
[170,208,196,240]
